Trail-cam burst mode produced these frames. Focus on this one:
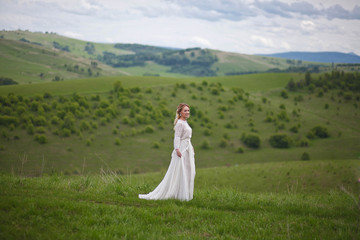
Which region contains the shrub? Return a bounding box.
[201,139,210,149]
[34,116,47,126]
[100,117,107,126]
[269,134,292,148]
[152,141,160,149]
[95,109,105,117]
[59,128,71,137]
[289,125,298,133]
[115,138,121,146]
[301,152,310,160]
[35,134,47,144]
[277,111,289,121]
[51,116,60,125]
[90,121,98,129]
[306,131,315,139]
[211,88,219,95]
[99,100,110,108]
[27,124,35,135]
[0,116,18,127]
[224,122,237,129]
[280,90,289,99]
[203,129,212,136]
[264,116,273,122]
[43,92,52,99]
[309,126,330,138]
[241,133,260,149]
[219,138,228,148]
[317,90,324,97]
[236,147,244,153]
[80,120,90,131]
[36,127,46,133]
[144,125,154,133]
[299,138,309,147]
[245,101,255,110]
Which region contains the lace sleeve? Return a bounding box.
[173,121,183,150]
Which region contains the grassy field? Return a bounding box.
[0,30,131,58]
[0,71,359,239]
[0,73,359,177]
[0,158,359,239]
[0,38,128,84]
[0,73,296,96]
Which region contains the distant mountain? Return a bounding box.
[258,52,360,64]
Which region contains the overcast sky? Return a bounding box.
[1,0,359,55]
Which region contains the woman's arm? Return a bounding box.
[174,122,183,157]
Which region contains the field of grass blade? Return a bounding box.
[1,159,359,239]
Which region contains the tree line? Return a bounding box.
[97,48,218,76]
[287,70,360,95]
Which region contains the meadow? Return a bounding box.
[0,159,359,239]
[0,71,359,239]
[0,72,359,175]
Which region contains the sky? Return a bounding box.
[0,0,359,55]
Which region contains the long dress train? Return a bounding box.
[139,119,195,201]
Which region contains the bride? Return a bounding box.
[139,103,195,201]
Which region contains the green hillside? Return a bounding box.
[0,38,128,84]
[0,72,359,177]
[0,30,330,83]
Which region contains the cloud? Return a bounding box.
[63,31,84,39]
[254,0,360,20]
[152,0,257,21]
[190,36,213,48]
[251,35,274,48]
[300,20,315,33]
[325,4,360,20]
[0,0,359,55]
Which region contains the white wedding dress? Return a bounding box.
[139,119,195,201]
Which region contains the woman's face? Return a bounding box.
[180,106,190,119]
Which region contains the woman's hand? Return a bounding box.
[176,149,182,158]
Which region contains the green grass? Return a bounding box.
[0,38,127,83]
[0,74,359,176]
[0,30,131,58]
[212,51,294,75]
[0,73,296,96]
[0,159,359,239]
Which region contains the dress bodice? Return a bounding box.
[174,119,192,149]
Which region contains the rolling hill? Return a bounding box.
[0,30,331,83]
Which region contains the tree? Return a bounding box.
[269,134,292,148]
[84,42,95,55]
[241,133,261,148]
[0,77,18,85]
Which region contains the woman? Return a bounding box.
[139,103,196,201]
